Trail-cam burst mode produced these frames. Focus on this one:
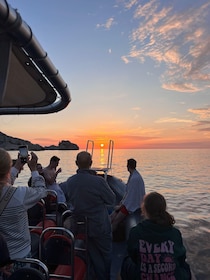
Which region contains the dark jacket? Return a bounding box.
[126,219,191,279]
[61,169,116,237]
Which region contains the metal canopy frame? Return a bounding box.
[0,0,71,115]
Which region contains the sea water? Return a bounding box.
[9,149,210,279]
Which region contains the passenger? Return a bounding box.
[121,192,192,280]
[37,163,44,175]
[0,233,13,279]
[111,158,145,232]
[0,148,47,260]
[61,151,116,280]
[43,156,66,203]
[28,163,44,187]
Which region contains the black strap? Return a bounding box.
[0,186,17,215]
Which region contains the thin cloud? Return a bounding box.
[198,127,210,131]
[124,0,138,10]
[156,118,195,124]
[188,106,210,119]
[131,107,141,111]
[193,120,210,126]
[121,55,130,64]
[121,0,210,93]
[116,134,158,141]
[96,17,115,30]
[162,83,201,92]
[34,137,56,142]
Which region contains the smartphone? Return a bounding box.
[19,145,28,163]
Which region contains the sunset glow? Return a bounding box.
[1,0,210,149]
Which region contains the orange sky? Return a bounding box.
[1,0,210,150]
[3,124,208,150]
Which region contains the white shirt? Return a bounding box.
[121,169,145,213]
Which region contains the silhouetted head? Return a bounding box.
[0,148,12,181]
[50,156,60,167]
[127,158,136,172]
[141,192,175,226]
[76,151,92,169]
[50,156,60,163]
[37,163,43,174]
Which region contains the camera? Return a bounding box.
[19,145,28,163]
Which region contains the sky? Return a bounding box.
[1,0,210,149]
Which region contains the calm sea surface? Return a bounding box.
[9,149,210,279]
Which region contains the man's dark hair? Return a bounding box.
[50,156,60,163]
[127,158,136,169]
[76,151,92,169]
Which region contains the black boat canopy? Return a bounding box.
[0,0,71,115]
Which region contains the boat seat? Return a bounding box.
[50,256,86,280]
[39,227,87,280]
[28,199,46,227]
[30,219,57,258]
[62,211,88,253]
[7,258,49,280]
[8,267,46,280]
[31,219,57,237]
[41,233,73,266]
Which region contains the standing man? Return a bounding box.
[43,156,66,203]
[111,158,145,232]
[61,151,116,280]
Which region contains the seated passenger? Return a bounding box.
[43,156,66,203]
[121,192,192,280]
[111,158,145,232]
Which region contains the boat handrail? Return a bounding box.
[86,140,94,157]
[86,139,114,180]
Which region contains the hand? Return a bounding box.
[27,152,38,172]
[114,204,122,212]
[56,167,62,174]
[13,156,25,172]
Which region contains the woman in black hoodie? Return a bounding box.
[121,192,191,280]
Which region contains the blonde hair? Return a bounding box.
[0,148,12,180]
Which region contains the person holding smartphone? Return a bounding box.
[0,148,48,260]
[10,145,28,185]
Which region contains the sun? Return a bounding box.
[100,143,104,148]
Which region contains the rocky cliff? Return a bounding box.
[0,132,79,150]
[45,140,79,150]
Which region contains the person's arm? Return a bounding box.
[43,167,61,185]
[23,152,47,209]
[27,152,45,188]
[10,166,19,185]
[10,157,25,185]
